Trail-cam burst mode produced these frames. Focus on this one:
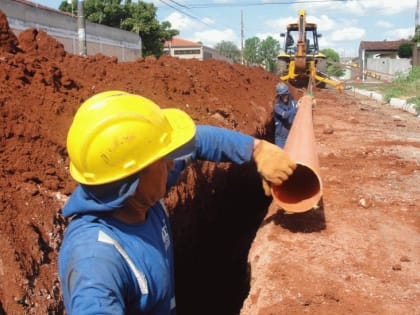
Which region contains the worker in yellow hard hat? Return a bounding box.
[58,91,296,315]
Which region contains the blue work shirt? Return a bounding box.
[58,125,255,315]
[273,94,297,148]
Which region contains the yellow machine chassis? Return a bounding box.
[280,60,344,91]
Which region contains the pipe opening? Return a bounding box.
[272,163,321,211]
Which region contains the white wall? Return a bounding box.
[1,0,142,61]
[367,58,412,77]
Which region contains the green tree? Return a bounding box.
[214,41,241,62]
[122,2,178,56]
[59,0,179,57]
[243,37,262,66]
[412,25,420,43]
[259,36,280,73]
[398,42,413,58]
[320,48,345,77]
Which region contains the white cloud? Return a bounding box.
[202,17,215,25]
[362,0,415,15]
[318,37,333,48]
[265,13,335,33]
[165,12,195,31]
[376,20,394,28]
[193,29,238,47]
[164,10,238,47]
[385,27,415,40]
[157,0,412,55]
[291,0,415,16]
[165,11,214,33]
[306,14,336,32]
[265,16,296,30]
[330,27,366,41]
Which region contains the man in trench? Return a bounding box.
[273,82,298,148]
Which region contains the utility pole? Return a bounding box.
[77,0,87,56]
[67,0,74,17]
[414,0,420,65]
[241,10,244,65]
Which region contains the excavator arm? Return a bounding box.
[294,9,307,73]
[278,10,344,91]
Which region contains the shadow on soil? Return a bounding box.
[169,124,282,315]
[169,120,325,315]
[263,199,326,233]
[170,160,271,315]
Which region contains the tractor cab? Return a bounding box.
[280,23,322,57]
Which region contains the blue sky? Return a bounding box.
[35,0,417,58]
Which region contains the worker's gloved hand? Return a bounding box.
[261,178,272,196]
[253,140,296,196]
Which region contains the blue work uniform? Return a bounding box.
[58,125,255,315]
[273,94,297,148]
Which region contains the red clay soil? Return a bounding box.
[0,10,419,315]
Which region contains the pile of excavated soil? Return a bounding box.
[1,9,419,315]
[0,9,281,314]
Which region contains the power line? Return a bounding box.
[157,0,212,26]
[157,0,352,43]
[165,0,189,10]
[188,0,351,9]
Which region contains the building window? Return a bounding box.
[174,49,201,55]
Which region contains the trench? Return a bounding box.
[169,128,274,315]
[170,162,270,315]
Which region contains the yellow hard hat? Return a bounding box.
[67,91,196,185]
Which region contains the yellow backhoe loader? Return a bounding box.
[277,9,344,91]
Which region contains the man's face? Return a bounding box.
[134,159,175,208]
[280,94,289,103]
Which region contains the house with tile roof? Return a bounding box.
[164,37,232,63]
[359,39,410,59]
[358,39,412,80]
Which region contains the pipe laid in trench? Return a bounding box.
[271,95,323,213]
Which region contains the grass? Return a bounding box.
[351,66,420,114]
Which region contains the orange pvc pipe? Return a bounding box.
[271,95,323,213]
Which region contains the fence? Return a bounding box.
[365,58,412,81]
[1,0,142,61]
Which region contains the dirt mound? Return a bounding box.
[18,27,66,61]
[1,9,419,315]
[0,10,279,314]
[0,10,19,54]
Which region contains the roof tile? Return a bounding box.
[360,39,410,51]
[164,37,202,48]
